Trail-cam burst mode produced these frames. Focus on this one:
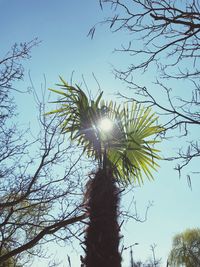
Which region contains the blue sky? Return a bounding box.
[1,0,200,266]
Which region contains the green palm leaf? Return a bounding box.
[46,77,163,185]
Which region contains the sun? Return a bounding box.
[98,118,113,132]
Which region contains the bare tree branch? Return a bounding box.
[95,0,200,178]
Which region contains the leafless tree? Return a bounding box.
[0,41,88,266]
[93,0,200,182]
[0,39,39,120]
[128,243,161,267]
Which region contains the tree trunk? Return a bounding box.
[82,169,121,267]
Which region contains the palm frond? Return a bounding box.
[47,78,163,185]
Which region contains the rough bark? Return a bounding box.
[82,169,121,267]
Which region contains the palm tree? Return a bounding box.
[47,77,162,267]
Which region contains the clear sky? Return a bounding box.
[1,1,200,266]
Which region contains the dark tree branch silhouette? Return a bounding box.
[93,0,200,180]
[0,41,88,266]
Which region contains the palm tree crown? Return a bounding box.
[47,77,162,184]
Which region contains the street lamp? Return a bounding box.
[124,243,139,250]
[124,243,139,267]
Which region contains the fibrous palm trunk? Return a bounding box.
[82,169,121,267]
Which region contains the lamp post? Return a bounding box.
[124,243,139,267]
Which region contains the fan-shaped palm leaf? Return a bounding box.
[47,77,162,184]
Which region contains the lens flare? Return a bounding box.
[99,118,113,132]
